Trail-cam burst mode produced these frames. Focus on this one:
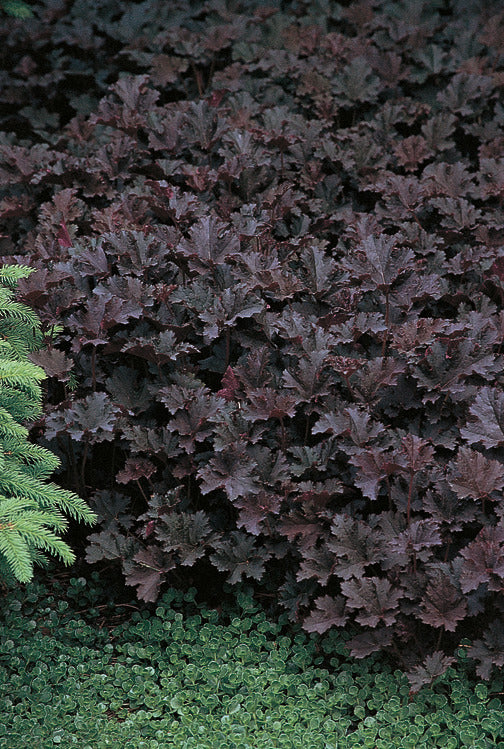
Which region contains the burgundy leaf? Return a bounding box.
[57,220,73,248]
[126,546,174,603]
[468,620,504,680]
[407,652,455,694]
[209,531,270,584]
[459,526,504,593]
[303,595,348,634]
[116,457,157,484]
[297,544,335,586]
[461,387,504,448]
[448,447,504,500]
[347,628,394,658]
[235,491,281,535]
[340,577,402,627]
[216,366,241,401]
[419,570,467,631]
[349,448,400,501]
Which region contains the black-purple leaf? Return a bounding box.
[400,434,435,472]
[347,628,394,658]
[349,448,400,501]
[303,595,348,634]
[45,392,121,442]
[340,576,402,627]
[312,406,383,448]
[85,520,139,564]
[198,285,264,342]
[341,234,415,292]
[126,546,174,603]
[448,447,504,500]
[198,445,259,500]
[459,526,504,593]
[152,510,220,566]
[422,484,476,531]
[167,392,224,453]
[419,569,467,631]
[209,531,270,584]
[297,544,335,586]
[407,652,455,694]
[468,620,504,680]
[299,243,337,296]
[28,348,74,381]
[235,491,281,535]
[389,520,443,564]
[106,365,151,415]
[177,215,240,269]
[461,388,504,449]
[242,387,298,421]
[327,514,385,580]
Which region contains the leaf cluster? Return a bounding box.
[1,0,504,683]
[2,576,504,748]
[0,265,95,584]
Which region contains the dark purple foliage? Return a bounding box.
[2,0,504,689]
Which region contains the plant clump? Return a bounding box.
[1,0,504,685]
[1,576,504,748]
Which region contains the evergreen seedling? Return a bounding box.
[0,265,96,585]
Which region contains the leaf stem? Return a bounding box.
[91,348,97,391]
[80,439,89,495]
[381,290,390,359]
[407,470,414,526]
[304,414,310,445]
[279,415,287,451]
[225,328,230,370]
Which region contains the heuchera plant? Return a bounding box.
[1,0,504,687]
